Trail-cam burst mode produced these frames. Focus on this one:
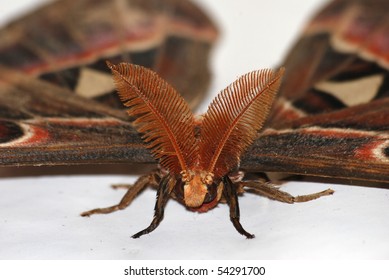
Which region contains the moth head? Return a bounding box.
[180,170,222,210]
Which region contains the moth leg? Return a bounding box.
[242,180,334,204]
[111,184,133,190]
[80,173,159,217]
[223,176,255,239]
[132,175,176,238]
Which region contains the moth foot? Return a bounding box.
[111,184,133,190]
[230,217,255,239]
[293,188,334,203]
[80,205,120,216]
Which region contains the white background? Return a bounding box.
[1,0,389,259]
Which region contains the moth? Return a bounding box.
[1,0,389,238]
[79,62,333,238]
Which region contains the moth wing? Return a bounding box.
[0,67,153,167]
[243,0,389,183]
[0,0,217,167]
[0,0,218,110]
[270,0,389,125]
[242,97,389,183]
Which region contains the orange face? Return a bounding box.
[181,170,223,212]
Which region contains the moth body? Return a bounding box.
[101,62,288,238]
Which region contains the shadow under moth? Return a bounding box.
[0,0,388,238]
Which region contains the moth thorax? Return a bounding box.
[181,170,214,208]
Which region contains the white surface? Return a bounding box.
[1,0,389,260]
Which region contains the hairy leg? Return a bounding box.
[80,172,159,216]
[132,174,176,238]
[241,180,334,204]
[223,176,255,239]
